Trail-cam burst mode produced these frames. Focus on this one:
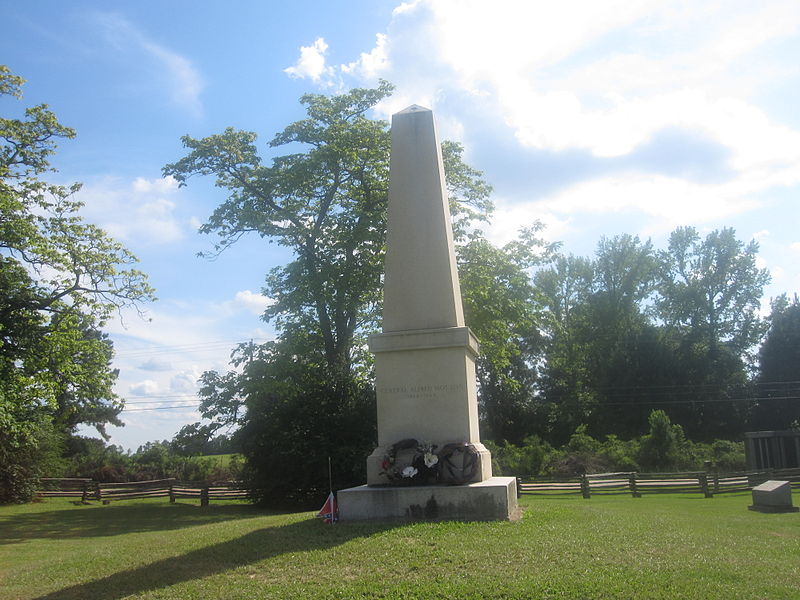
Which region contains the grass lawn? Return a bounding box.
[195,453,239,469]
[0,492,798,599]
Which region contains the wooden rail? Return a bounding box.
[518,467,800,498]
[37,478,95,502]
[36,478,249,505]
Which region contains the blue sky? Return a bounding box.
[3,0,799,450]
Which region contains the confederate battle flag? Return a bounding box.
[317,491,338,523]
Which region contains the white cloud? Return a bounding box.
[791,242,800,252]
[486,199,571,247]
[170,369,201,393]
[536,173,762,235]
[130,379,160,396]
[312,0,800,232]
[76,175,186,245]
[229,290,275,315]
[139,40,205,117]
[284,37,334,83]
[138,358,173,371]
[343,33,390,78]
[753,230,771,240]
[94,13,204,116]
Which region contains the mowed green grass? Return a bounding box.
[0,492,798,600]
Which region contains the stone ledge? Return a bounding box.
[748,504,799,513]
[369,326,479,356]
[337,476,518,521]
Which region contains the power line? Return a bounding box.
[124,404,201,412]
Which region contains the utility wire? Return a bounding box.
[124,404,201,412]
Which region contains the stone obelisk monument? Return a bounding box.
[337,106,517,521]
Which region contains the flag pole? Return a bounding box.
[328,456,333,493]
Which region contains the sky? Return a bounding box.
[3,0,799,451]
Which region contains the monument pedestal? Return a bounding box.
[366,326,492,486]
[338,477,519,521]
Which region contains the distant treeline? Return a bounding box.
[57,437,243,484]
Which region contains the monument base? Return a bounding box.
[337,477,518,521]
[748,504,799,513]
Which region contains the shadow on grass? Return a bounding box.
[33,517,398,600]
[0,501,266,544]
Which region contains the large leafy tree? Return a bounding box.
[655,227,770,438]
[0,66,155,502]
[460,225,556,444]
[165,82,392,380]
[536,236,666,441]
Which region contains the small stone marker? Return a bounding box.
[748,480,799,513]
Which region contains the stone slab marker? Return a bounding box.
[748,480,799,513]
[337,105,516,521]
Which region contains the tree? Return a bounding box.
[0,66,154,502]
[638,409,685,470]
[535,254,596,442]
[753,294,800,430]
[536,236,666,441]
[655,227,769,438]
[536,228,770,442]
[460,225,556,443]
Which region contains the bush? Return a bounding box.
[638,410,684,471]
[487,436,553,479]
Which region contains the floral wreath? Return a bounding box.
[380,439,479,485]
[380,438,439,485]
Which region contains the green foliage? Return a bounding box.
[165,82,395,376]
[638,410,684,470]
[236,335,376,507]
[460,224,557,443]
[491,411,744,479]
[486,435,553,479]
[0,66,154,502]
[753,294,800,430]
[537,227,771,443]
[63,437,244,483]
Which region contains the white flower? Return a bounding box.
[424,452,438,468]
[402,466,418,478]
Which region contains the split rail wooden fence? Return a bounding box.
[36,478,248,505]
[518,467,800,498]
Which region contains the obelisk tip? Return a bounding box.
[396,104,431,115]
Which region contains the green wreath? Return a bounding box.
[437,442,479,484]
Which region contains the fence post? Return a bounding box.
[629,472,641,498]
[516,477,522,498]
[699,472,712,498]
[81,482,89,503]
[580,474,591,499]
[169,481,176,503]
[200,485,209,507]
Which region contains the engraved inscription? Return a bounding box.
[378,383,465,400]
